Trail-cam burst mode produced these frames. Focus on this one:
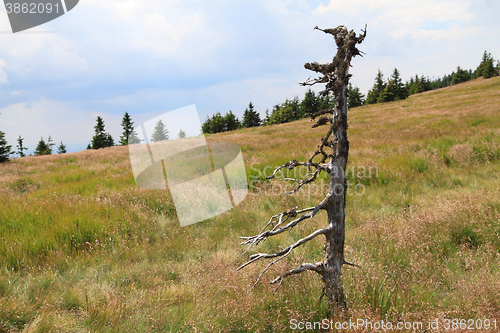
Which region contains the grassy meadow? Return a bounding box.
[0,76,500,332]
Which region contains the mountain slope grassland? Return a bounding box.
[0,77,499,332]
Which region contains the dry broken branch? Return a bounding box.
[238,225,331,273]
[270,261,325,285]
[239,202,325,250]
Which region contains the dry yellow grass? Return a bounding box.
[0,76,499,332]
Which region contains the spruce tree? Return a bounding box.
[392,68,408,100]
[377,83,395,103]
[224,111,240,131]
[119,111,140,145]
[421,75,433,91]
[242,107,251,128]
[407,75,425,95]
[104,133,114,147]
[46,135,55,155]
[377,68,407,103]
[275,101,294,123]
[128,131,141,144]
[347,83,365,108]
[210,113,226,133]
[151,120,169,142]
[476,51,497,79]
[267,104,283,125]
[451,66,471,85]
[288,96,303,120]
[263,109,270,126]
[90,116,114,149]
[366,69,386,104]
[16,135,28,157]
[0,130,12,163]
[242,102,261,128]
[300,89,319,116]
[178,129,186,138]
[277,98,302,122]
[57,141,67,154]
[91,116,106,149]
[34,137,49,156]
[201,116,212,134]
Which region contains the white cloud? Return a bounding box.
[0,59,8,84]
[311,0,499,94]
[0,0,499,151]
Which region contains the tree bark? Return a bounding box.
[323,80,349,316]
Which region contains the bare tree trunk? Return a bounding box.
[238,25,366,318]
[323,81,349,316]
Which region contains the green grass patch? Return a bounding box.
[0,77,500,331]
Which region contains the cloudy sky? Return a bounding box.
[0,0,499,153]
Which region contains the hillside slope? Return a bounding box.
[0,77,499,331]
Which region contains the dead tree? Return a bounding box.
[238,25,366,316]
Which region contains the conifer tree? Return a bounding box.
[128,131,141,144]
[0,130,12,163]
[34,137,49,156]
[421,75,434,91]
[57,141,67,154]
[151,120,169,142]
[300,89,319,116]
[178,129,186,138]
[263,109,270,126]
[46,135,55,155]
[366,69,386,104]
[347,83,365,108]
[476,51,498,79]
[242,102,261,128]
[91,116,106,149]
[275,101,295,124]
[104,133,115,147]
[377,68,407,103]
[269,104,283,125]
[201,116,212,134]
[119,111,141,145]
[391,68,408,100]
[210,112,226,133]
[269,104,281,125]
[90,116,114,149]
[287,96,303,120]
[16,135,28,157]
[242,107,251,128]
[451,66,471,85]
[377,83,395,103]
[407,75,425,95]
[224,111,240,131]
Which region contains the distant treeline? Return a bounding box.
[201,85,365,134]
[0,115,68,162]
[201,50,500,135]
[1,51,499,162]
[0,111,157,162]
[85,112,185,150]
[366,51,499,104]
